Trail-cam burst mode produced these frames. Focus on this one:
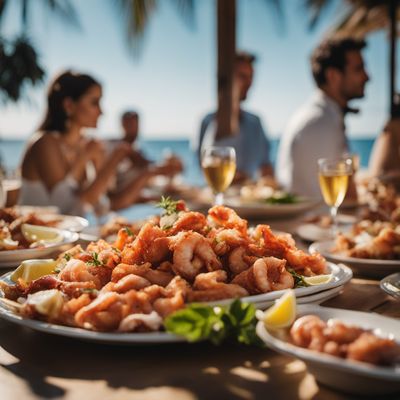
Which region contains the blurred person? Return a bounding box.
[109,109,183,198]
[277,38,369,198]
[369,115,400,190]
[19,71,176,216]
[196,51,273,182]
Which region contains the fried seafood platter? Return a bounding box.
[0,200,329,334]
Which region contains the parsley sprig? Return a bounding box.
[87,252,102,267]
[157,196,179,216]
[164,299,263,346]
[264,192,298,204]
[288,268,309,288]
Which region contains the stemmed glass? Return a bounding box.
[201,146,236,205]
[318,157,353,237]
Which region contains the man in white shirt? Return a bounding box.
[277,38,369,198]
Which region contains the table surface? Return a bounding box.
[0,206,399,400]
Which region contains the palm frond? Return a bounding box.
[169,0,195,29]
[40,0,81,30]
[303,0,334,30]
[113,0,157,55]
[0,36,45,103]
[262,0,285,33]
[0,0,8,25]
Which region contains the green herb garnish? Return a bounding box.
[164,299,263,346]
[265,192,298,204]
[157,196,179,216]
[288,268,309,288]
[87,252,102,267]
[124,227,133,236]
[63,253,71,261]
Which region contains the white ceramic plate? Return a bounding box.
[0,229,79,268]
[380,273,400,299]
[209,262,352,307]
[0,302,185,344]
[223,198,320,219]
[310,240,400,279]
[39,214,89,232]
[254,285,344,310]
[256,304,400,395]
[296,224,354,243]
[7,206,89,232]
[0,262,351,344]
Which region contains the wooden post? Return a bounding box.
[216,0,236,139]
[389,0,398,116]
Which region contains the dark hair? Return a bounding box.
[39,70,101,133]
[235,50,256,64]
[311,38,366,87]
[121,110,138,121]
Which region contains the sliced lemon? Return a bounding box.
[11,259,58,283]
[303,274,333,286]
[21,224,63,244]
[263,290,296,330]
[26,289,64,317]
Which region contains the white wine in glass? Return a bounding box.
[318,157,353,236]
[201,146,236,205]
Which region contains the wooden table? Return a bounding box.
[0,211,399,400]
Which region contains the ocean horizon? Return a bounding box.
[0,137,375,186]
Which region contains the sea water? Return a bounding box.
[0,138,375,185]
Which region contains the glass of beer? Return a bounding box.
[318,157,353,236]
[201,146,236,205]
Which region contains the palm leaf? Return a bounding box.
[39,0,81,30]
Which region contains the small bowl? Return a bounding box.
[380,273,400,300]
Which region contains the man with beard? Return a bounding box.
[277,38,369,198]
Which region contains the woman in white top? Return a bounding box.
[20,71,172,215]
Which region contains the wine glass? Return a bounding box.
[318,157,353,237]
[201,146,236,205]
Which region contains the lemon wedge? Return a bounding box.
[263,290,296,330]
[11,259,58,283]
[303,274,333,286]
[21,224,63,245]
[26,289,64,317]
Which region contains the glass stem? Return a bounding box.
[215,192,224,206]
[330,206,338,238]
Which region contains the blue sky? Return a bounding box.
[0,0,392,140]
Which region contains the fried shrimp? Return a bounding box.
[290,315,327,348]
[232,257,294,294]
[347,228,400,259]
[290,315,400,366]
[208,206,248,237]
[121,223,168,265]
[59,259,103,289]
[111,263,174,287]
[209,228,247,256]
[285,248,328,276]
[228,246,255,275]
[166,211,207,235]
[188,270,248,301]
[171,231,222,280]
[101,273,151,293]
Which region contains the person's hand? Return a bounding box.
[112,142,133,161]
[130,149,150,168]
[162,155,183,175]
